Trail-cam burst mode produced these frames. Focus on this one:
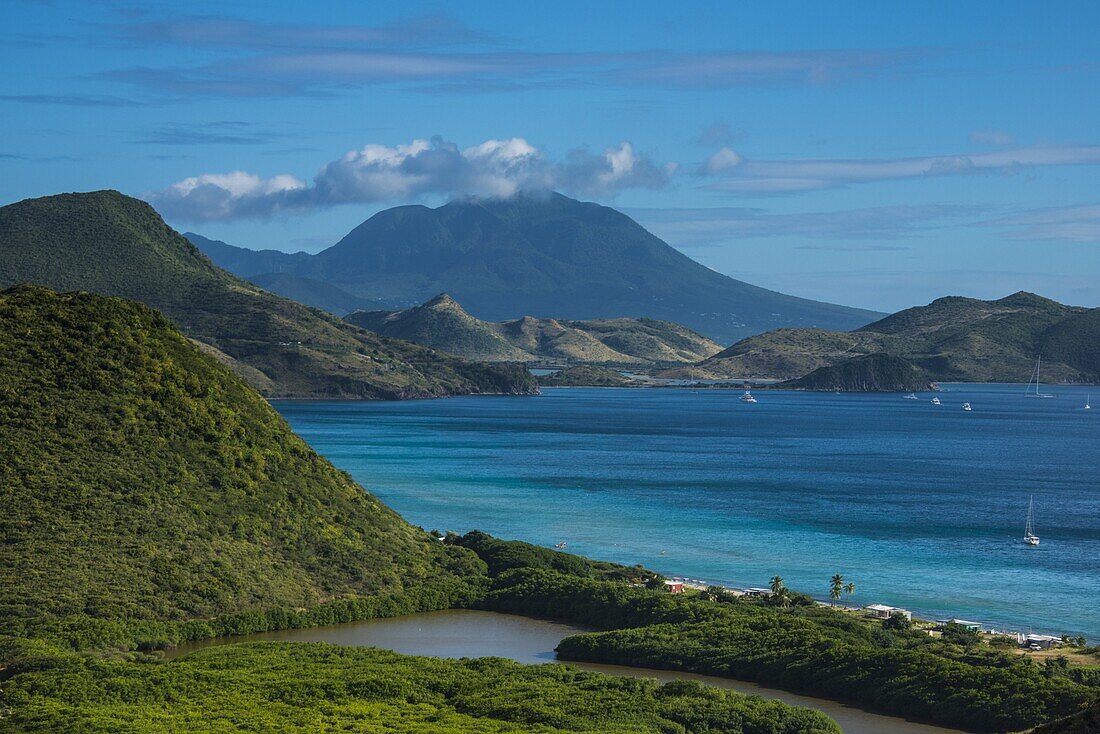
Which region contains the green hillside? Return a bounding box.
[0,191,536,399]
[538,365,642,387]
[696,292,1098,384]
[0,285,481,632]
[348,293,722,365]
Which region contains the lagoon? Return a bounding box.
[168,609,960,734]
[274,385,1100,638]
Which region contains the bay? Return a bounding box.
[274,384,1100,638]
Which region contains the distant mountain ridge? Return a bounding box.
[188,191,881,343]
[693,292,1099,384]
[0,191,536,399]
[346,293,723,366]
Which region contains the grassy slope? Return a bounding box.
[538,365,642,387]
[0,191,536,398]
[0,285,481,631]
[699,293,1098,383]
[348,293,722,365]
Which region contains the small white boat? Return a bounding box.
[740,390,757,403]
[903,393,919,400]
[1023,496,1040,546]
[930,397,941,405]
[1086,393,1091,410]
[554,542,567,549]
[963,402,972,411]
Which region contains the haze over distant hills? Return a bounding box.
[0,191,536,399]
[691,292,1100,384]
[346,293,722,366]
[187,191,881,343]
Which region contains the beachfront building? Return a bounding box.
[741,587,773,598]
[1020,633,1064,649]
[663,581,685,594]
[864,604,913,621]
[939,618,982,632]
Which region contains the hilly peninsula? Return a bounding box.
[188,191,881,343]
[0,284,839,734]
[0,191,536,399]
[346,293,722,366]
[692,292,1100,385]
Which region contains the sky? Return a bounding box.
[3,0,1099,312]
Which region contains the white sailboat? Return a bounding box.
[1023,496,1040,546]
[903,393,919,400]
[1024,356,1056,398]
[1086,393,1091,410]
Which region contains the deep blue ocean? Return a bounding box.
[274,385,1100,638]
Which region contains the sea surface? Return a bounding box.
[274,384,1100,638]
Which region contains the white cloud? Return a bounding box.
[146,136,672,221]
[702,147,742,174]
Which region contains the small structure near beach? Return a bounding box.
[864,603,912,621]
[663,581,685,594]
[741,587,773,598]
[1021,633,1064,649]
[938,618,982,632]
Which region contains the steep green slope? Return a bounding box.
[0,192,536,399]
[348,293,722,365]
[191,192,881,343]
[698,293,1098,384]
[0,285,482,632]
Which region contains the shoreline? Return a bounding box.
[660,573,1086,645]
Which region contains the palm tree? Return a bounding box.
[770,575,785,595]
[774,589,793,609]
[829,573,844,606]
[844,581,855,601]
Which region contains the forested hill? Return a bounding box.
[189,191,881,343]
[0,285,483,632]
[0,191,536,399]
[696,292,1100,384]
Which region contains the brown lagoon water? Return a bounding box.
[168,609,961,734]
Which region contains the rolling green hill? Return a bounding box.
[0,191,536,399]
[695,292,1099,385]
[0,285,483,632]
[189,191,881,343]
[347,293,722,365]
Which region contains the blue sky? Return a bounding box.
[3,0,1099,312]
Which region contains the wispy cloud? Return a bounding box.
[145,137,674,221]
[696,145,1100,192]
[132,121,284,146]
[970,129,1013,146]
[988,203,1100,243]
[627,204,980,246]
[111,13,494,50]
[0,93,143,107]
[94,13,934,99]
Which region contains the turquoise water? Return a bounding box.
[274,385,1100,638]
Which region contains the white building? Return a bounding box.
[864,603,913,621]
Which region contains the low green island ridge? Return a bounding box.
[691,292,1100,386]
[0,191,536,399]
[1,285,1096,733]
